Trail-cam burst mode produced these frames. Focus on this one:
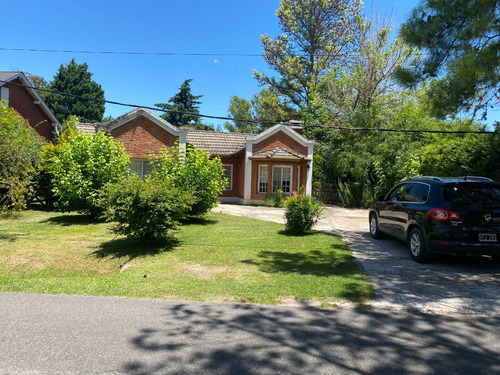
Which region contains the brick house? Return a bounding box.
[80,107,314,205]
[0,71,60,142]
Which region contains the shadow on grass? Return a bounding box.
[0,232,25,242]
[90,237,180,261]
[180,216,218,226]
[242,245,354,277]
[42,214,98,226]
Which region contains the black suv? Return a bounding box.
[369,176,500,263]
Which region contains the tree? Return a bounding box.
[25,73,49,100]
[156,79,212,130]
[224,89,297,133]
[42,127,130,217]
[254,0,363,109]
[320,19,417,126]
[45,59,105,123]
[395,0,500,119]
[0,105,45,214]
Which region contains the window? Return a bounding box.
[223,165,232,191]
[1,87,9,105]
[258,165,268,194]
[272,166,292,194]
[402,183,430,203]
[130,159,152,179]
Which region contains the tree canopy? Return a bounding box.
[155,79,212,130]
[224,89,297,133]
[395,0,500,119]
[45,59,106,123]
[254,0,362,109]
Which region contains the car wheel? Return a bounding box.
[409,227,431,263]
[369,213,382,239]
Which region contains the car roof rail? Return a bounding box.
[456,176,494,182]
[407,176,443,181]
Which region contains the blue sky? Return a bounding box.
[2,1,443,127]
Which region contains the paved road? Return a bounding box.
[215,204,500,315]
[1,293,500,375]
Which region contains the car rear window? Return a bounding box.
[443,184,500,209]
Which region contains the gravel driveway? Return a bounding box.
[215,204,500,315]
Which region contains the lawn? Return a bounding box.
[0,209,374,307]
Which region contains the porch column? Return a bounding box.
[244,143,252,200]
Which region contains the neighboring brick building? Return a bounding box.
[0,71,60,142]
[79,107,314,205]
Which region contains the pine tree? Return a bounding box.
[155,79,212,129]
[45,59,105,123]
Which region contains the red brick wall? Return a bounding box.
[220,154,245,198]
[253,130,308,156]
[250,160,308,200]
[6,78,55,142]
[110,116,179,158]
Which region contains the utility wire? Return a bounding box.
[1,79,497,134]
[0,47,262,57]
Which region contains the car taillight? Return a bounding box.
[428,209,461,221]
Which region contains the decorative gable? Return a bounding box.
[105,108,188,159]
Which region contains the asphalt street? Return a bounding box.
[1,293,500,375]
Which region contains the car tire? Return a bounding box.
[409,227,431,263]
[369,213,383,239]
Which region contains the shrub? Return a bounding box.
[264,189,285,207]
[42,127,130,217]
[99,175,195,242]
[284,193,325,234]
[0,104,45,215]
[151,144,227,217]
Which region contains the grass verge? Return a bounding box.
[0,209,374,306]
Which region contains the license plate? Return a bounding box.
[479,233,497,242]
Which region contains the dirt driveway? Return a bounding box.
[215,204,500,315]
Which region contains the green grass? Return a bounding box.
[0,209,374,306]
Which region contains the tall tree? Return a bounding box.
[320,19,417,126]
[254,0,363,109]
[395,0,500,120]
[156,79,212,130]
[224,89,297,133]
[45,59,105,123]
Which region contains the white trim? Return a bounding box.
[306,145,314,196]
[246,124,315,148]
[106,107,188,138]
[243,143,252,200]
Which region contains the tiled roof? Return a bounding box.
[250,147,309,160]
[187,130,248,155]
[0,72,20,83]
[77,123,101,136]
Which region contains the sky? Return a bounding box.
[1,0,455,128]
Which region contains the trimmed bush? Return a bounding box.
[284,193,325,235]
[99,175,195,242]
[151,144,227,217]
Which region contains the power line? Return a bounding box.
[1,79,497,134]
[0,47,262,57]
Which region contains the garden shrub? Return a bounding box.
[42,126,130,218]
[263,189,285,207]
[99,175,195,242]
[284,193,325,235]
[151,144,227,217]
[0,104,45,215]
